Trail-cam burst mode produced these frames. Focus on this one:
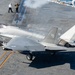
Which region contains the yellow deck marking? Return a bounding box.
[0,51,14,68]
[0,51,7,60]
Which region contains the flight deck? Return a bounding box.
[0,0,75,75]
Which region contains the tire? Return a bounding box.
[26,53,33,61]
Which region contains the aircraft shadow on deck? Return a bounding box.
[27,51,75,70]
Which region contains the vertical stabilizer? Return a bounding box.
[60,25,75,43]
[43,27,58,44]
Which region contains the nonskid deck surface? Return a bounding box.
[0,51,14,68]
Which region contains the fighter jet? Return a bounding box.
[0,25,75,60]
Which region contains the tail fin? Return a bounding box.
[60,25,75,43]
[43,27,61,44]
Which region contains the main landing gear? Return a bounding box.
[26,53,34,61]
[26,51,57,61]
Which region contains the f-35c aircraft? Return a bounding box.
[0,25,75,60]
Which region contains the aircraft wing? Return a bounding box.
[45,44,67,51]
[0,33,17,38]
[0,25,18,38]
[0,25,44,39]
[41,42,67,51]
[3,36,45,51]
